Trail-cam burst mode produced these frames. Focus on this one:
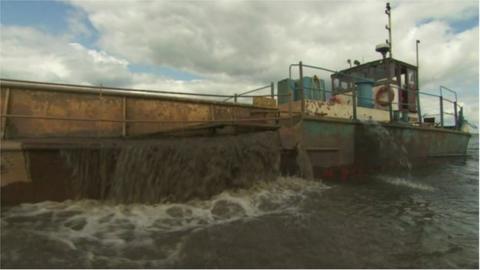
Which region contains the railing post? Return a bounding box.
[439,96,444,128]
[299,61,305,116]
[1,88,11,139]
[459,106,464,129]
[454,101,458,129]
[234,94,238,103]
[122,96,127,137]
[270,82,274,99]
[416,40,422,124]
[352,85,357,120]
[417,93,422,124]
[288,91,292,119]
[388,90,393,122]
[384,58,393,122]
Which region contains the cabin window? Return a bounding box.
[333,78,340,89]
[407,69,416,89]
[401,72,407,89]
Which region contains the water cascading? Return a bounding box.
[359,120,412,173]
[61,132,281,204]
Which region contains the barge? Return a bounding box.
[0,4,472,205]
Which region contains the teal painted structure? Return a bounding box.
[277,77,326,105]
[355,80,374,108]
[291,117,471,179]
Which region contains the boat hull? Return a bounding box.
[0,80,471,204]
[281,117,471,180]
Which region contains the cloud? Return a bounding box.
[0,26,132,86]
[0,25,265,101]
[1,0,478,123]
[69,0,479,122]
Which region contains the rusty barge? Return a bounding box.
[0,55,471,205]
[0,4,472,205]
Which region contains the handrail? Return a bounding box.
[237,85,271,97]
[295,77,462,128]
[440,85,457,101]
[1,78,283,107]
[223,84,271,102]
[0,113,286,124]
[0,78,236,99]
[288,63,368,82]
[301,85,460,108]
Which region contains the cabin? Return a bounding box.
[332,58,419,114]
[277,57,421,123]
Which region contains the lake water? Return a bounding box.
[1,136,478,268]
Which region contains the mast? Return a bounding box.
[385,3,392,58]
[416,40,422,123]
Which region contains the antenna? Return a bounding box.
[385,2,392,58]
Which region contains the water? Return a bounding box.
[60,132,280,203]
[1,136,478,268]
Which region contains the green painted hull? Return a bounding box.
[281,117,471,179]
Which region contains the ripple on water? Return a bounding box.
[1,176,329,268]
[377,175,435,192]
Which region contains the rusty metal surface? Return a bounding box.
[253,96,276,108]
[294,117,470,180]
[0,86,279,138]
[126,97,211,136]
[302,118,356,169]
[0,88,9,137]
[1,149,30,187]
[5,88,123,138]
[1,149,74,205]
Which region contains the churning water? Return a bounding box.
[1,135,478,268]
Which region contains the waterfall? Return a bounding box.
[61,132,281,204]
[359,120,412,173]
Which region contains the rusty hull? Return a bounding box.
[294,116,471,180]
[1,116,472,205]
[0,81,472,205]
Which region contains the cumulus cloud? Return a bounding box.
[0,26,132,86]
[1,0,478,122]
[70,0,479,123]
[0,25,264,100]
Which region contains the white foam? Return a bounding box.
[2,176,329,266]
[378,175,435,191]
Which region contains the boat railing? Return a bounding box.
[288,62,464,130]
[0,78,287,103]
[0,78,299,139]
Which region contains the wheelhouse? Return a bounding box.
[331,58,418,113]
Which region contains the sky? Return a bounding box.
[0,0,478,125]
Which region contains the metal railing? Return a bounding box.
[287,62,463,129]
[0,79,291,139]
[0,78,280,106]
[0,69,466,140]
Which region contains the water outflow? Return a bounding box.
[61,132,281,204]
[359,120,412,173]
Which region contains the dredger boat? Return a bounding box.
[0,3,472,204]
